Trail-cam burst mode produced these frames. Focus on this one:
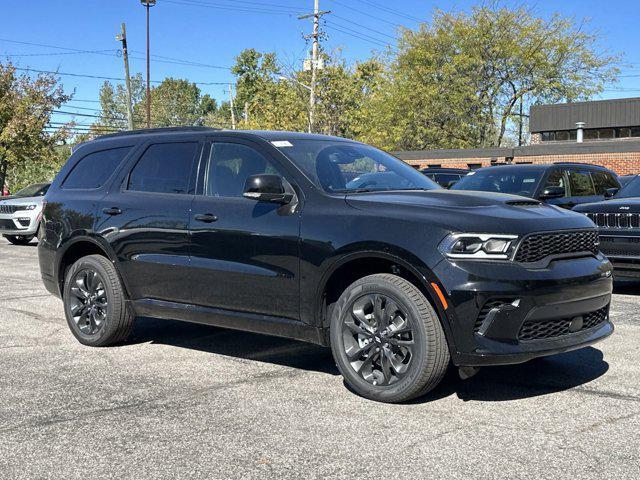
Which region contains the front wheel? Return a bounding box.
[4,234,35,245]
[330,274,450,403]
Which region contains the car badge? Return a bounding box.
[619,206,630,210]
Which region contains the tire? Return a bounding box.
[4,234,35,245]
[330,274,450,403]
[63,254,134,347]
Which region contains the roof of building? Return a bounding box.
[529,97,640,132]
[394,139,640,161]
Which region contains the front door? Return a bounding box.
[188,139,301,320]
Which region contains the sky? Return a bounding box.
[1,0,639,131]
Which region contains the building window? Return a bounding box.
[555,131,570,141]
[599,129,615,139]
[540,126,640,142]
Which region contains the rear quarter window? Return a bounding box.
[62,146,133,190]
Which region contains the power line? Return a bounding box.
[331,14,397,41]
[160,0,307,15]
[1,49,117,58]
[351,0,423,23]
[326,20,394,49]
[13,66,231,86]
[326,0,401,27]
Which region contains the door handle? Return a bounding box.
[194,213,218,223]
[102,207,123,216]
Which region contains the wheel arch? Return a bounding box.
[55,235,129,299]
[315,249,455,350]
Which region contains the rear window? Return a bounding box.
[62,147,132,189]
[568,170,596,196]
[591,171,620,194]
[127,142,199,195]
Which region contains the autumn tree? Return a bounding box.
[0,62,71,191]
[362,5,619,150]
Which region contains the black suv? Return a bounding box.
[575,175,640,280]
[451,163,620,209]
[38,127,614,403]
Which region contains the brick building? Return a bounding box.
[395,97,640,175]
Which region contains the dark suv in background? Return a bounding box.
[575,175,640,280]
[39,127,613,403]
[452,163,620,209]
[420,167,469,188]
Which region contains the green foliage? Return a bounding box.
[0,61,71,191]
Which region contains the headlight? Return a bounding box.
[439,233,518,260]
[17,204,37,211]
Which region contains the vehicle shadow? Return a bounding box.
[126,318,608,402]
[414,346,609,403]
[613,282,640,295]
[125,316,339,375]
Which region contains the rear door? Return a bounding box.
[187,137,301,320]
[96,139,203,303]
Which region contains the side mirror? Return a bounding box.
[604,187,619,198]
[539,186,565,199]
[243,174,293,204]
[445,180,458,189]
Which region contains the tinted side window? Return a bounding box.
[544,169,566,189]
[568,170,596,196]
[128,142,199,194]
[592,171,619,194]
[63,147,132,189]
[205,143,279,198]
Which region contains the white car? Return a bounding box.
[0,183,50,245]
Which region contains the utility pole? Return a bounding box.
[229,84,236,130]
[299,0,330,133]
[116,23,134,130]
[140,0,156,128]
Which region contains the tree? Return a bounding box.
[0,62,71,192]
[363,5,619,150]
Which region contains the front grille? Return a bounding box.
[0,204,19,214]
[474,298,516,332]
[514,230,599,263]
[518,306,608,341]
[585,212,640,229]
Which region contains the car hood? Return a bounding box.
[573,197,640,213]
[345,190,594,235]
[0,195,45,206]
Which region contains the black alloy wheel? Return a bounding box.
[342,293,415,386]
[330,274,450,403]
[63,254,134,346]
[68,268,109,336]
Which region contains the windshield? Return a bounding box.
[273,139,440,193]
[616,175,640,198]
[15,183,49,198]
[451,169,543,197]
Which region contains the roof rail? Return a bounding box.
[552,161,603,166]
[94,126,221,140]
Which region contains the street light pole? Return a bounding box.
[140,0,156,128]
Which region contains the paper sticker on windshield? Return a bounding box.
[271,140,293,147]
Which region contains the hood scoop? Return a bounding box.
[506,200,542,207]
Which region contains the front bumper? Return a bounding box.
[0,208,41,236]
[597,233,640,280]
[434,253,613,367]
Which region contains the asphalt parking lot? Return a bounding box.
[0,238,639,479]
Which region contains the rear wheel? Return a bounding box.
[330,274,449,403]
[63,254,133,346]
[4,234,35,245]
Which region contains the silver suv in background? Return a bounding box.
[0,183,50,245]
